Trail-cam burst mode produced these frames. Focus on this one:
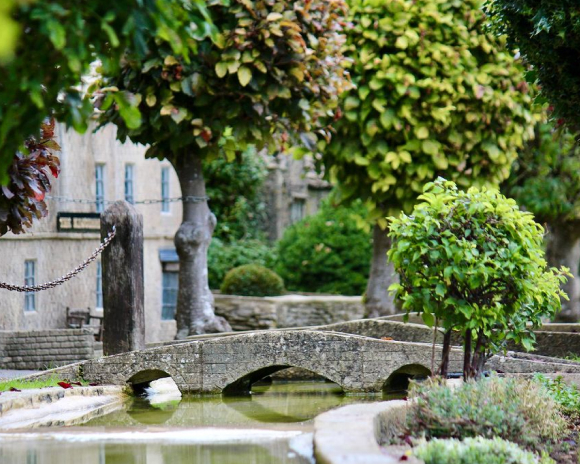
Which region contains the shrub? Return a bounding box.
[535,374,580,419]
[404,376,565,451]
[388,178,569,378]
[275,199,372,295]
[208,238,277,290]
[220,264,284,297]
[413,437,554,464]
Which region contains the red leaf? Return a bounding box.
[9,387,21,392]
[71,382,82,386]
[57,382,72,389]
[88,383,99,386]
[399,456,408,461]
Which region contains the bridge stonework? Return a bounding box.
[33,329,580,394]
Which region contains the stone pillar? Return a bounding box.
[100,201,145,355]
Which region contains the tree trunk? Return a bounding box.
[546,222,580,322]
[171,153,232,339]
[364,224,399,318]
[438,330,452,378]
[462,329,472,380]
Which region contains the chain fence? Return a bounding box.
[0,227,116,293]
[46,195,209,205]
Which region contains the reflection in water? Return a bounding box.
[0,381,379,464]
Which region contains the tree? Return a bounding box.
[1,0,218,236]
[485,0,580,131]
[502,123,580,321]
[96,0,350,337]
[388,179,568,379]
[319,0,536,317]
[0,0,217,181]
[205,146,268,242]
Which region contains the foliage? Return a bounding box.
[535,374,580,419]
[0,119,60,235]
[208,238,277,290]
[388,179,569,377]
[0,0,27,62]
[319,0,535,224]
[0,0,217,182]
[220,264,284,297]
[413,437,555,464]
[97,0,350,163]
[0,374,88,391]
[484,0,580,131]
[205,146,268,242]
[275,199,372,295]
[502,123,580,224]
[404,376,565,451]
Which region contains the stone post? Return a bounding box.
[100,201,145,355]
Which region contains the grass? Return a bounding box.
[0,374,88,392]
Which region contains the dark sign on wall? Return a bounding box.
[57,212,101,233]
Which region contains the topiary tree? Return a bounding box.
[485,0,580,131]
[502,123,580,321]
[220,264,284,297]
[96,0,350,337]
[388,179,569,379]
[319,0,536,317]
[275,198,372,295]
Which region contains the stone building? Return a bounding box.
[0,125,330,343]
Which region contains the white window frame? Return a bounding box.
[95,164,105,213]
[124,164,135,204]
[161,167,170,213]
[24,260,36,312]
[161,271,178,320]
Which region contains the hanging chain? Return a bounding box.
[46,196,209,205]
[0,227,116,293]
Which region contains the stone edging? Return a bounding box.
[0,385,125,429]
[313,400,423,464]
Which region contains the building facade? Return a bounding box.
[0,125,330,343]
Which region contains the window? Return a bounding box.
[24,260,36,312]
[161,167,170,213]
[124,164,134,204]
[161,271,178,320]
[96,261,103,309]
[290,198,305,224]
[95,164,105,213]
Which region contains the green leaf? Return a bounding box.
[238,66,252,87]
[215,62,228,78]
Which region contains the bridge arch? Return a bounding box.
[126,368,175,395]
[222,364,345,396]
[382,363,431,393]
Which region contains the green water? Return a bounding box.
[0,381,380,464]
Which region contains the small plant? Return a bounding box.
[275,198,372,295]
[404,376,565,452]
[388,178,569,378]
[0,374,87,391]
[220,264,284,297]
[413,437,555,464]
[535,374,580,419]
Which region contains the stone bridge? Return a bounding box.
[39,329,580,395]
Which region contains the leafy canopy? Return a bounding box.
[0,0,217,181]
[502,123,580,225]
[485,0,580,131]
[321,0,535,224]
[388,179,568,357]
[96,0,350,162]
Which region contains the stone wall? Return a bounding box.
[0,329,95,370]
[214,294,365,331]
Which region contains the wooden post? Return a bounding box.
[100,201,145,355]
